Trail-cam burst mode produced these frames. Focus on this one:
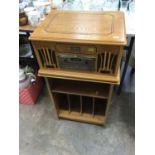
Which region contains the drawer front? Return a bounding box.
[56,44,97,55]
[57,53,96,71]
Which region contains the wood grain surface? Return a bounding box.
[29,10,127,45]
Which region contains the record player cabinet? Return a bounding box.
[30,10,126,125]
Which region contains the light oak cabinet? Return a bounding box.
[30,10,126,125]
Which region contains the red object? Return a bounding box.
[19,75,43,105]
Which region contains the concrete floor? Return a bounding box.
[19,68,135,155]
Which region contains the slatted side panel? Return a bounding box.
[97,51,118,74]
[37,48,57,68]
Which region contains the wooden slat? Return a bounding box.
[46,48,52,65]
[67,94,71,113]
[43,48,49,65]
[107,52,111,70]
[100,52,103,70]
[80,96,82,115]
[103,51,107,70]
[51,50,57,68]
[51,50,55,65]
[109,54,115,71]
[92,98,95,117]
[39,49,46,67]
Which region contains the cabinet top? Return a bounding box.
[30,10,127,45]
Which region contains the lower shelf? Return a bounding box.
[53,92,108,125]
[58,110,106,125]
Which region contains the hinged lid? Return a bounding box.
[30,10,127,45]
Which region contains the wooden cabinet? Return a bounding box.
[30,10,126,125]
[45,78,113,125]
[31,41,123,75]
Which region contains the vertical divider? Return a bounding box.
[46,48,52,65]
[103,51,107,70]
[80,96,82,115]
[51,50,55,66]
[67,94,71,114]
[43,48,49,65]
[109,54,115,72]
[92,97,95,117]
[107,52,111,70]
[40,49,46,67]
[100,52,103,70]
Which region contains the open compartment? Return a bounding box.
[53,93,68,111]
[82,96,93,115]
[48,78,111,125]
[94,98,107,116]
[70,95,80,113]
[51,78,110,99]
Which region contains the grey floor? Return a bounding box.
[19,67,135,155]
